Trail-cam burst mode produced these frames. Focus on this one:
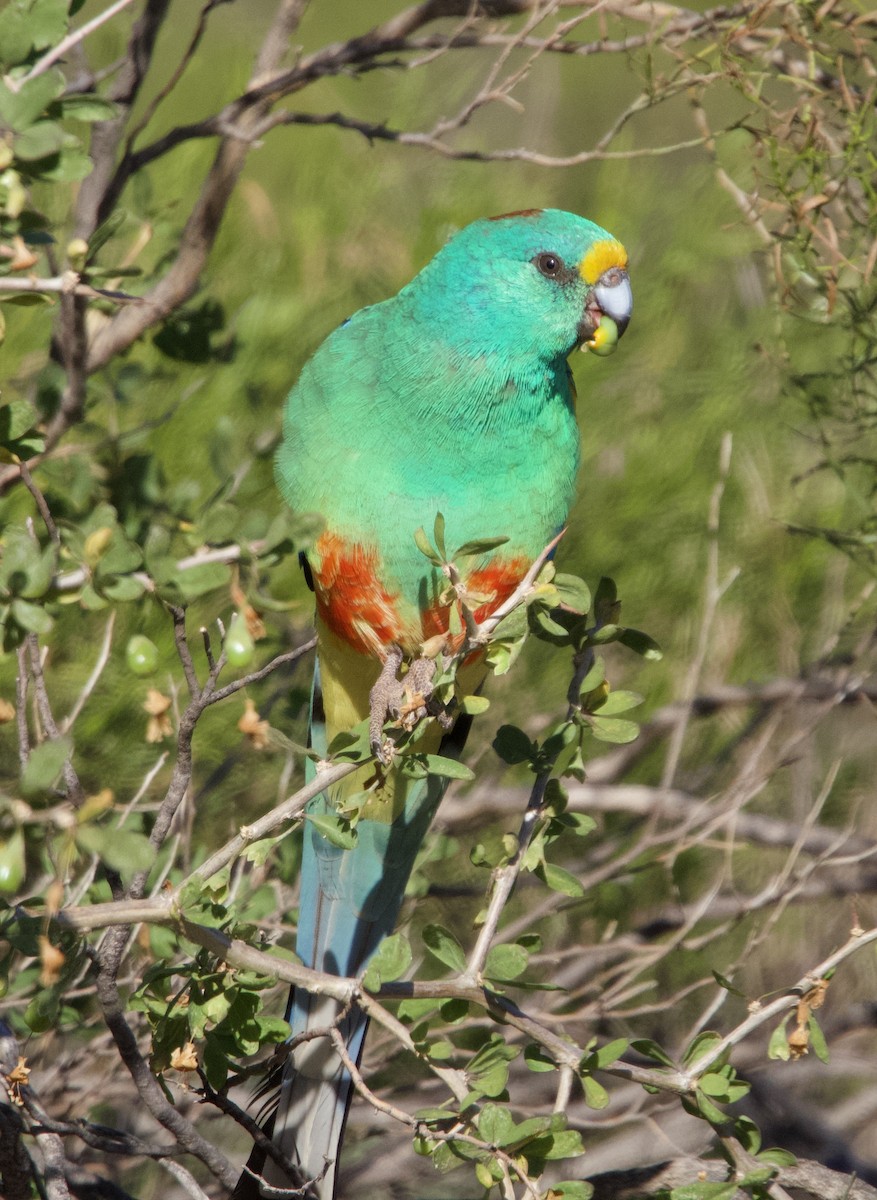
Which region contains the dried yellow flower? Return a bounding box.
[238,698,270,749]
[143,689,172,742]
[170,1042,198,1072]
[39,935,65,987]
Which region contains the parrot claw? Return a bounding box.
[369,648,452,763]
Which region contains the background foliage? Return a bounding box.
[1,2,876,1199]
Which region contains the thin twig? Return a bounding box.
[17,464,60,546]
[61,613,115,732]
[11,0,140,89]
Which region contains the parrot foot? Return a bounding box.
[369,647,452,763]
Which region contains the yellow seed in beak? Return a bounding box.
[583,315,619,357]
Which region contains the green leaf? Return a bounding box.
[0,399,38,443]
[242,835,285,867]
[421,754,475,781]
[432,511,447,560]
[682,1031,724,1067]
[422,924,466,973]
[564,812,597,839]
[757,1148,797,1168]
[0,7,34,67]
[305,812,357,850]
[594,1037,628,1068]
[737,1167,776,1188]
[414,1106,456,1124]
[24,989,60,1033]
[460,693,490,715]
[22,736,72,796]
[425,1038,455,1061]
[587,623,621,645]
[530,604,573,641]
[397,997,438,1025]
[326,722,372,762]
[0,69,65,131]
[767,1018,790,1061]
[553,573,591,612]
[31,146,92,182]
[475,1161,501,1189]
[0,827,26,894]
[75,825,155,877]
[593,576,618,623]
[413,525,442,566]
[493,724,533,765]
[549,1182,595,1200]
[595,689,643,715]
[711,970,745,998]
[11,597,52,634]
[700,1072,734,1099]
[808,1012,829,1063]
[484,942,529,981]
[0,527,55,597]
[691,1089,728,1125]
[86,208,128,260]
[485,633,527,676]
[175,560,231,600]
[56,93,120,122]
[618,627,663,660]
[506,1114,555,1147]
[582,1074,609,1109]
[438,997,469,1023]
[453,534,510,558]
[528,1128,585,1160]
[524,1042,556,1072]
[202,1037,229,1091]
[477,1102,516,1146]
[669,1184,738,1200]
[99,574,145,602]
[24,0,69,50]
[589,715,639,744]
[577,656,606,695]
[631,1038,674,1067]
[95,533,142,577]
[362,932,412,990]
[468,1034,517,1097]
[14,120,66,160]
[538,861,584,898]
[733,1114,761,1155]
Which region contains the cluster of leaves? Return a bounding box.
[734,3,877,570]
[0,905,84,1033]
[0,407,308,646]
[0,0,119,340]
[131,944,289,1093]
[632,1029,798,1200]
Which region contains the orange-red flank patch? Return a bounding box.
[313,532,404,657]
[422,556,529,651]
[314,531,529,658]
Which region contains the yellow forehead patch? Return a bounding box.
[579,239,628,285]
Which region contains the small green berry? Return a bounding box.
[125,635,159,676]
[224,613,255,667]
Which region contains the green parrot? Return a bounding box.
[237,209,632,1199]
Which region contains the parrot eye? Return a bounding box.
[535,253,564,278]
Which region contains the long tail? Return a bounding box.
[236,625,474,1199]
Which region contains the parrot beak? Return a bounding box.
[578,267,632,357]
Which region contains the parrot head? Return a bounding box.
[406,208,632,363]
